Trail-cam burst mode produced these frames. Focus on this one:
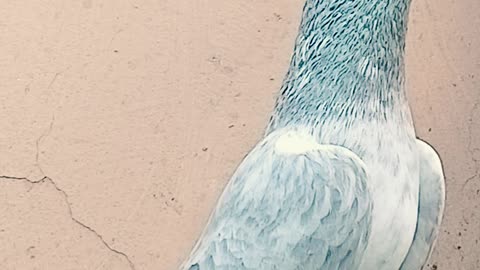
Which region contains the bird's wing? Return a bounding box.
[181,128,372,270]
[400,139,445,270]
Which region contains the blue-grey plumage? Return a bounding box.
[181,0,445,269]
[181,129,372,269]
[400,140,446,270]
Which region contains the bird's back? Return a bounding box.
[181,128,372,270]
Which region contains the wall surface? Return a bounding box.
[0,0,478,269]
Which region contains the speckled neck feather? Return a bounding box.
[267,0,413,133]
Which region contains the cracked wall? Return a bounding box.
[0,0,478,269]
[0,176,133,270]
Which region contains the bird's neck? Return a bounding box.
[267,0,414,133]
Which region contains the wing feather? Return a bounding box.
[400,139,445,270]
[182,128,372,270]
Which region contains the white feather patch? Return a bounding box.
[274,132,319,155]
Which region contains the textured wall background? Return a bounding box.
[0,0,478,269]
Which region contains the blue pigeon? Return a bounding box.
[181,0,445,269]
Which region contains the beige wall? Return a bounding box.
[0,0,478,269]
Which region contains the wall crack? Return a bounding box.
[35,115,55,177]
[0,175,136,270]
[463,95,480,190]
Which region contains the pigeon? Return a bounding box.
[181,0,445,269]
